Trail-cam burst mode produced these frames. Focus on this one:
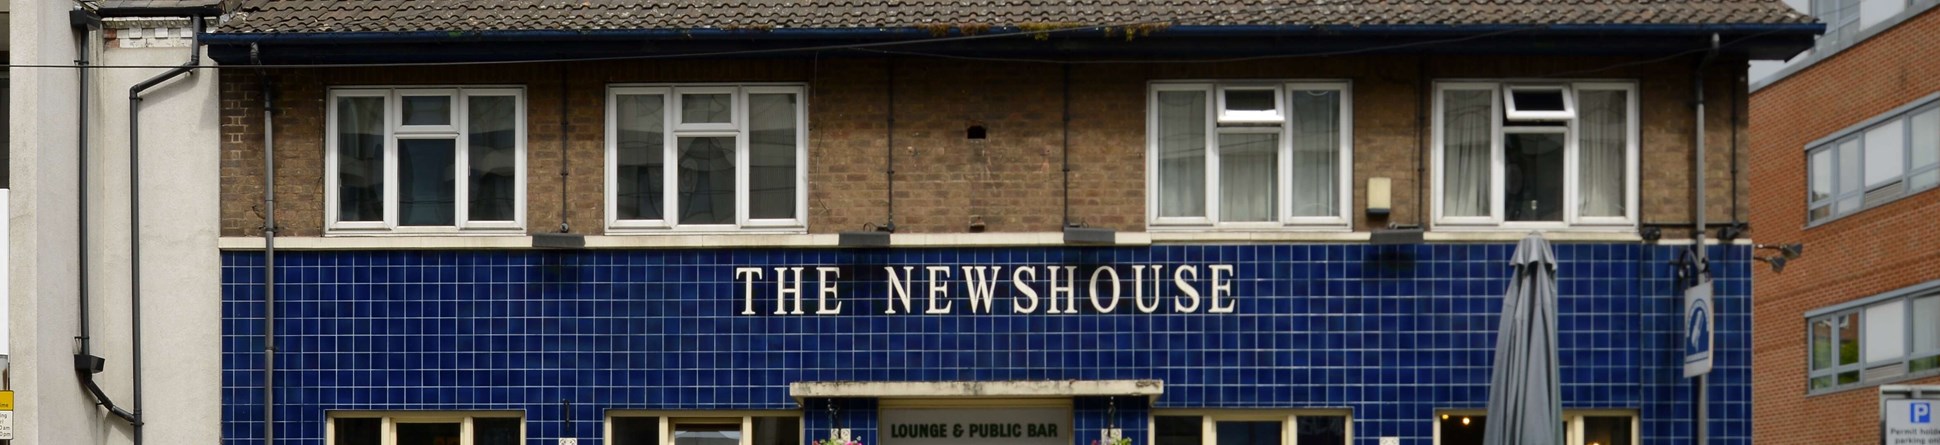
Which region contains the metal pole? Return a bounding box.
[1692,32,1720,445]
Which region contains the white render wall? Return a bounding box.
[9,3,222,444]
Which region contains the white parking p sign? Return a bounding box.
[1885,399,1940,444]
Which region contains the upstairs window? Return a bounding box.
[326,87,526,234]
[1149,81,1353,228]
[1433,82,1637,228]
[1807,100,1940,224]
[606,85,807,232]
[1807,288,1940,393]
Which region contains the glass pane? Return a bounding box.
[1839,139,1861,195]
[1443,89,1494,217]
[616,94,667,221]
[1838,370,1861,385]
[1505,132,1566,222]
[611,416,661,445]
[399,139,457,226]
[475,418,522,445]
[1510,89,1566,112]
[1288,90,1340,217]
[1865,120,1906,187]
[395,422,461,445]
[748,93,799,220]
[1866,300,1906,363]
[1913,356,1940,373]
[1838,312,1860,366]
[1913,108,1939,169]
[1837,196,1861,213]
[1215,421,1281,445]
[1295,416,1347,445]
[1577,90,1628,217]
[1219,132,1279,222]
[1916,296,1940,354]
[1155,416,1202,445]
[678,137,738,225]
[752,417,800,445]
[1812,317,1834,370]
[1913,170,1940,191]
[402,95,452,126]
[1811,375,1835,389]
[1439,415,1487,445]
[1809,205,1831,222]
[1811,149,1834,203]
[1157,91,1208,218]
[336,96,386,222]
[1582,416,1631,445]
[682,93,732,124]
[1225,89,1277,112]
[333,418,381,445]
[674,423,743,445]
[467,95,518,222]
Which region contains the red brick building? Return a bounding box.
[1749,3,1940,444]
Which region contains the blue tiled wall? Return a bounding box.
[219,243,1751,445]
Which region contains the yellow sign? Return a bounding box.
[0,390,13,411]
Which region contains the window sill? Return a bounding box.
[1806,367,1940,397]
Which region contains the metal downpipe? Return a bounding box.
[125,14,206,445]
[1692,32,1720,445]
[261,72,279,445]
[71,8,140,426]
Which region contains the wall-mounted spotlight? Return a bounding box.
[1756,243,1804,260]
[1755,256,1788,273]
[839,223,893,248]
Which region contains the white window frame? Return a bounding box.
[1430,409,1637,445]
[1146,81,1355,230]
[605,84,809,233]
[1148,409,1354,445]
[1431,81,1639,230]
[323,86,528,235]
[1216,85,1287,125]
[326,411,525,445]
[1503,84,1577,121]
[604,410,802,445]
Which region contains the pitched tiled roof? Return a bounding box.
[217,0,1813,34]
[99,0,224,9]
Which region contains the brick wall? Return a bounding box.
[219,55,1751,237]
[1749,7,1940,445]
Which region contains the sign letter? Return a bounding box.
[1088,266,1122,313]
[1207,264,1236,313]
[886,266,916,314]
[735,267,764,315]
[815,267,843,315]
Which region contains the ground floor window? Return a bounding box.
[1152,410,1349,445]
[1434,410,1634,445]
[329,411,523,445]
[606,411,801,445]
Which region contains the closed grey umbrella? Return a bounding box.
[1483,233,1563,445]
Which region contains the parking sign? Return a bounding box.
[1916,402,1932,424]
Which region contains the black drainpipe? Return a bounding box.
[124,15,205,445]
[1060,64,1072,228]
[885,58,897,232]
[260,70,279,445]
[72,7,140,426]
